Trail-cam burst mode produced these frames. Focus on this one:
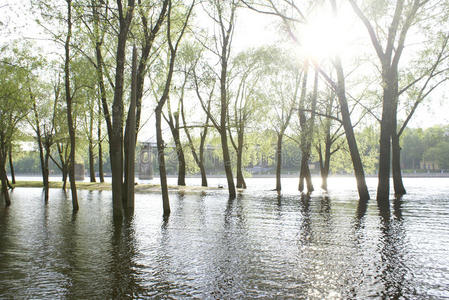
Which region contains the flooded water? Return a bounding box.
[0,177,448,299]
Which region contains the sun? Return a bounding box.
[296,7,353,61]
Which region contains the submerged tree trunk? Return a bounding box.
[88,98,96,183]
[275,133,283,192]
[166,108,186,187]
[236,130,246,189]
[377,66,396,208]
[319,134,332,191]
[123,46,138,210]
[0,149,11,206]
[181,96,208,187]
[43,145,50,202]
[156,108,170,215]
[98,136,104,183]
[64,0,78,212]
[297,65,314,193]
[219,60,236,198]
[173,129,186,186]
[62,166,68,189]
[110,0,135,218]
[36,130,47,201]
[198,139,208,187]
[333,58,370,201]
[88,141,96,182]
[8,145,15,185]
[392,127,406,196]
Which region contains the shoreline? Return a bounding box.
[12,181,223,194]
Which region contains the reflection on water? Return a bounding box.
[1,178,449,298]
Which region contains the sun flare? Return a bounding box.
[297,8,353,61]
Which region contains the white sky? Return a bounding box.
[1,0,448,143]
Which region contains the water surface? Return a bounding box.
[0,177,448,298]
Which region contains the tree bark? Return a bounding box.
[34,113,48,202]
[0,148,11,206]
[8,145,15,185]
[392,131,406,196]
[173,127,186,186]
[236,130,246,189]
[181,95,209,187]
[156,108,170,215]
[43,145,50,202]
[88,140,96,182]
[123,46,138,210]
[275,133,283,192]
[110,0,135,218]
[334,58,370,201]
[88,96,96,183]
[299,70,318,193]
[165,107,186,186]
[97,98,105,183]
[376,66,396,208]
[220,58,236,199]
[391,97,405,196]
[198,141,208,187]
[65,0,78,212]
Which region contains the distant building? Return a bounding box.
[420,160,439,170]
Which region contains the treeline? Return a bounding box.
[1,0,449,218]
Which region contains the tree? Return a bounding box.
[154,0,194,216]
[202,0,238,198]
[29,74,60,202]
[314,89,343,191]
[243,0,370,201]
[123,0,168,209]
[0,56,32,206]
[262,53,300,192]
[348,0,432,207]
[297,63,318,194]
[62,0,79,211]
[393,32,449,191]
[109,0,135,218]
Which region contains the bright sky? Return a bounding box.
[1,0,448,142]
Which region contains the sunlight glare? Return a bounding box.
[297,9,350,61]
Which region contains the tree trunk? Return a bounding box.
[33,101,48,201]
[299,156,313,193]
[376,66,396,209]
[88,140,96,182]
[43,148,50,202]
[110,1,135,218]
[220,60,236,199]
[62,163,68,190]
[198,129,208,187]
[97,94,105,183]
[297,66,315,194]
[236,130,246,189]
[37,136,46,201]
[98,141,104,183]
[275,133,283,192]
[123,46,137,210]
[181,97,208,187]
[8,145,15,185]
[65,0,78,212]
[174,131,186,186]
[391,96,406,196]
[0,150,11,206]
[322,138,331,191]
[334,58,370,201]
[156,108,170,216]
[392,132,405,196]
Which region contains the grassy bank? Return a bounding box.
[12,181,221,194]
